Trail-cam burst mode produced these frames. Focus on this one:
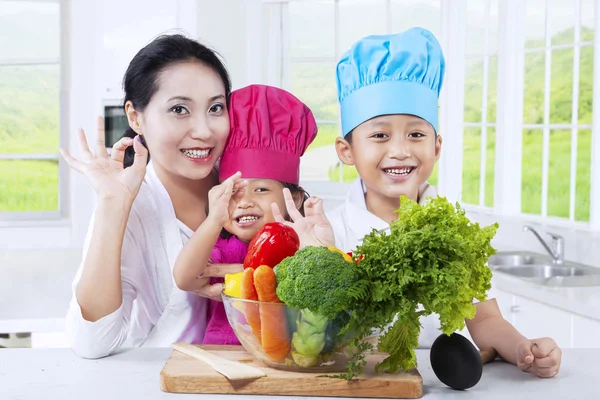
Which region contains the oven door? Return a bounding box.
[104,105,129,148]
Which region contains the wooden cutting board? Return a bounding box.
[160,345,423,399]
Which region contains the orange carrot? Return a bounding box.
[254,265,290,362]
[241,268,259,300]
[254,265,281,302]
[241,268,261,345]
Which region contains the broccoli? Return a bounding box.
[274,246,365,319]
[291,309,329,367]
[274,246,366,368]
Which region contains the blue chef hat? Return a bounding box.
[336,27,445,137]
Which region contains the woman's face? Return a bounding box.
[131,61,230,182]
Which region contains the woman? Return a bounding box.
[61,34,236,359]
[62,34,332,359]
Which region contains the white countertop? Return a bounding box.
[0,347,596,400]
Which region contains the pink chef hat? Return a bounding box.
[218,84,318,185]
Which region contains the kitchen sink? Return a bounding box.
[488,251,600,287]
[488,251,549,267]
[494,264,600,278]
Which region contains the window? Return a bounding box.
[265,0,600,230]
[0,0,66,219]
[519,0,594,222]
[458,0,599,229]
[268,0,442,183]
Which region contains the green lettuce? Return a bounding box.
[341,195,498,377]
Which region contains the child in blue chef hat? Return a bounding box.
[326,27,562,378]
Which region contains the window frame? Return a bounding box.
[589,0,600,230]
[461,0,497,208]
[0,0,69,222]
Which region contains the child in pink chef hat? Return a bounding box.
[173,84,319,345]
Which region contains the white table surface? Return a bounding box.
[0,347,596,400]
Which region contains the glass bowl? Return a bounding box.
[221,292,356,372]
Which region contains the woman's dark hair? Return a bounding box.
[219,183,309,239]
[120,34,231,167]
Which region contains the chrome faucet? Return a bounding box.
[523,225,564,264]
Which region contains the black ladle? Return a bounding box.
[430,332,497,390]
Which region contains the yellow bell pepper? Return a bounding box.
[327,246,353,263]
[224,271,244,298]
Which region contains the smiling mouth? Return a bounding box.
[236,215,260,224]
[383,167,415,176]
[181,148,211,159]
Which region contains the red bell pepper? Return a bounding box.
[346,251,364,264]
[243,222,300,270]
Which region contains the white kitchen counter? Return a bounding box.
[492,270,600,321]
[0,248,81,334]
[0,347,596,400]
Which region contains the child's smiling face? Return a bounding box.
[223,178,291,243]
[335,114,442,203]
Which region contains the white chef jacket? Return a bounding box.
[65,162,209,359]
[326,178,474,348]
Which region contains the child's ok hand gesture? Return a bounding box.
[271,188,336,249]
[516,337,562,378]
[207,172,247,227]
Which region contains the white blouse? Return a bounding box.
[65,162,209,359]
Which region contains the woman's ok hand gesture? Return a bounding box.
[60,116,149,206]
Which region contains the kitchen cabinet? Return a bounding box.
[100,0,183,96]
[492,285,600,349]
[452,289,514,344]
[490,287,516,324]
[511,296,572,349]
[482,289,571,347]
[572,315,600,348]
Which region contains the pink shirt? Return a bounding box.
[201,235,248,345]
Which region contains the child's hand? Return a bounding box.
[207,172,247,227]
[271,188,335,248]
[516,337,561,378]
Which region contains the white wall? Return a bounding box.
[101,0,199,98]
[196,0,272,90]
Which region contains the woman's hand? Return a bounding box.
[271,188,336,248]
[193,263,244,301]
[206,172,247,227]
[59,116,148,206]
